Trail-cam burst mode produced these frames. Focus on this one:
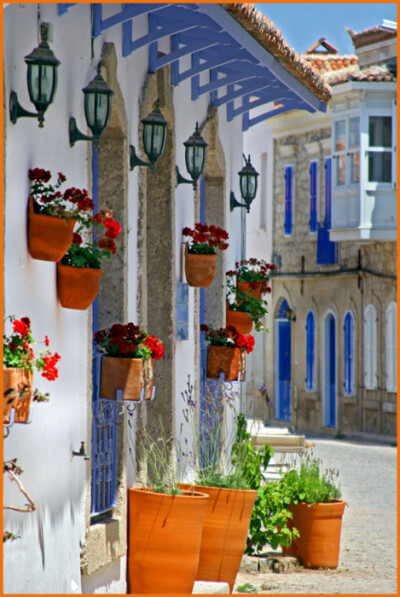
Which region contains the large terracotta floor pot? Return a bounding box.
[206,345,245,381]
[285,501,346,568]
[181,484,257,592]
[3,367,33,424]
[28,197,76,262]
[128,487,209,594]
[57,263,103,310]
[226,308,253,334]
[99,357,153,401]
[185,244,217,287]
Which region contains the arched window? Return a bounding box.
[344,311,355,395]
[386,302,397,392]
[364,304,377,390]
[305,311,316,391]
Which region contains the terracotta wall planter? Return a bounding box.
[28,197,76,262]
[206,345,245,381]
[284,501,346,568]
[3,367,33,424]
[57,263,103,310]
[226,308,253,334]
[181,484,257,592]
[185,244,217,287]
[237,281,263,301]
[128,487,209,594]
[99,357,153,401]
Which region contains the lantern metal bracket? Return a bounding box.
[69,117,99,148]
[129,145,155,173]
[175,166,196,190]
[9,91,41,125]
[230,191,250,213]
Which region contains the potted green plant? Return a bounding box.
[182,223,229,287]
[180,380,273,592]
[127,419,209,594]
[226,258,274,332]
[57,203,121,309]
[200,323,254,381]
[280,456,345,569]
[94,322,164,401]
[3,316,61,423]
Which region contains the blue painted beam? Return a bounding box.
[192,61,271,100]
[173,45,258,86]
[123,7,221,58]
[153,28,238,75]
[57,4,75,16]
[210,77,280,107]
[227,91,297,121]
[242,100,315,131]
[93,4,168,37]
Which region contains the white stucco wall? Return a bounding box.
[3,3,252,593]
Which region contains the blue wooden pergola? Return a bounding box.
[58,3,327,130]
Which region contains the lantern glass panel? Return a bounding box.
[28,64,56,104]
[85,92,110,132]
[240,174,257,200]
[186,146,205,178]
[143,123,166,160]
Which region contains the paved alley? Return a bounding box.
[234,437,397,594]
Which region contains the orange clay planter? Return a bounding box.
[237,281,263,302]
[57,263,103,310]
[184,244,217,287]
[28,197,76,262]
[284,501,346,568]
[206,345,245,381]
[180,484,257,592]
[226,308,253,334]
[3,368,33,424]
[127,487,209,594]
[99,357,153,401]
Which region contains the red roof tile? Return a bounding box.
[346,24,397,49]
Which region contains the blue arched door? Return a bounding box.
[275,299,291,422]
[323,312,336,427]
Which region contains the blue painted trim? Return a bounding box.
[57,4,75,16]
[284,166,293,235]
[211,78,275,108]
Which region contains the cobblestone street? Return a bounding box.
[233,438,397,594]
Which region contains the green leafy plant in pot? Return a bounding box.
[179,378,273,591]
[279,455,345,569]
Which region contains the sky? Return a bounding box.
[256,3,397,55]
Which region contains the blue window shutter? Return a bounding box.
[284,166,293,235]
[309,162,317,232]
[306,311,315,390]
[325,158,332,225]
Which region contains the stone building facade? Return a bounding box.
[264,25,397,438]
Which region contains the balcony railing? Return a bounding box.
[317,221,338,265]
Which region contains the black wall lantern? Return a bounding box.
[9,23,60,128]
[285,306,297,322]
[130,99,168,172]
[69,63,113,148]
[176,122,208,190]
[230,154,259,213]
